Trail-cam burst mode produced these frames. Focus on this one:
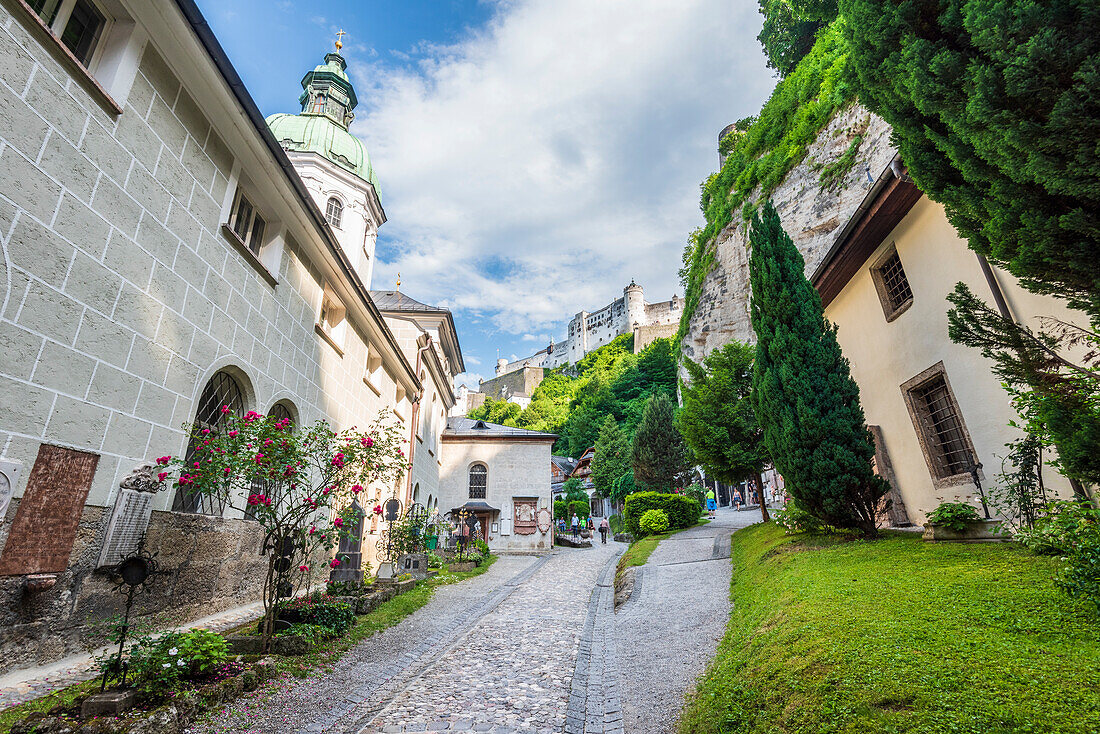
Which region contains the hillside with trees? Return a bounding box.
[468,334,678,457]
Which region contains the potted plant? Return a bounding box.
[923,501,1006,541]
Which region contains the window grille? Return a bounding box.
[243,402,295,520]
[878,251,912,310]
[910,375,973,478]
[173,371,244,514]
[325,198,343,229]
[469,464,487,499]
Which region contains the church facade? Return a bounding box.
[0,0,460,675]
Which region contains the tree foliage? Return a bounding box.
[677,341,772,522]
[841,0,1100,321]
[591,415,631,499]
[749,200,886,535]
[631,393,692,493]
[758,0,838,77]
[947,282,1100,489]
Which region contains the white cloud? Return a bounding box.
[353,0,772,337]
[464,354,482,366]
[521,333,550,342]
[455,371,486,387]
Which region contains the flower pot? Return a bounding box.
[922,519,1008,542]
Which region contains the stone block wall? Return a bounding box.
[0,8,405,674]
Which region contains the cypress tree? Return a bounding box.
[749,200,886,535]
[591,416,631,499]
[677,341,771,522]
[631,393,691,493]
[840,0,1100,319]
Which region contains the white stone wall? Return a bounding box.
[438,439,553,551]
[0,15,408,515]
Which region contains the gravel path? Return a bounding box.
[615,507,762,734]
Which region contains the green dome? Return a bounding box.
[266,50,377,188]
[267,112,377,187]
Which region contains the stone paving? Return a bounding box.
[616,506,762,734]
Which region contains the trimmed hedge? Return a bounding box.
[623,492,701,535]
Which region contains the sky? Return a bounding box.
[195,0,776,389]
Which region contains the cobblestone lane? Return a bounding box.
[188,542,623,734]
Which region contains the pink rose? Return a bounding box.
[221,405,231,414]
[157,472,168,482]
[333,517,343,528]
[156,456,171,466]
[351,484,363,494]
[329,558,340,569]
[228,431,238,437]
[298,565,309,572]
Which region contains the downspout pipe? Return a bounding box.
[405,335,434,505]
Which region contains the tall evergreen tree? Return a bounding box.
[840,0,1100,320]
[749,200,886,536]
[631,394,691,493]
[591,416,631,499]
[677,341,771,522]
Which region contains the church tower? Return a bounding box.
[266,36,385,287]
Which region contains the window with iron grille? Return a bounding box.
[469,464,487,499]
[173,371,245,514]
[905,369,975,481]
[871,245,914,321]
[243,402,296,520]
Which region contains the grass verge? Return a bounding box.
[0,557,497,733]
[679,523,1100,734]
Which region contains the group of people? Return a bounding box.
[557,514,611,543]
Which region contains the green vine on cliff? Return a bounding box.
[677,20,855,353]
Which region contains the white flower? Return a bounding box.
[168,648,178,656]
[162,663,171,668]
[177,659,186,667]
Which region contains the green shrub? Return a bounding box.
[554,499,569,521]
[1015,500,1100,612]
[473,538,491,560]
[426,551,444,569]
[683,483,707,508]
[569,499,591,520]
[772,497,824,534]
[608,514,624,534]
[639,509,670,535]
[278,593,355,636]
[125,628,229,696]
[927,501,983,532]
[623,491,701,535]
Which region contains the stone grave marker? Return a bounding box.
[98,463,164,568]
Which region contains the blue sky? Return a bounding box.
[195,0,776,388]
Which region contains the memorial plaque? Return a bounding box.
[536,507,552,534]
[0,459,21,520]
[514,500,537,535]
[0,445,99,576]
[98,489,156,568]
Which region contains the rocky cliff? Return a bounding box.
[682,104,896,364]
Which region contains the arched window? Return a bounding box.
[325,197,343,229]
[244,401,297,520]
[330,500,364,582]
[469,463,487,499]
[173,371,245,514]
[412,483,421,504]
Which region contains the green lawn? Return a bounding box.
[679,524,1100,734]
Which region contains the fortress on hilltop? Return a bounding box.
[494,281,682,378]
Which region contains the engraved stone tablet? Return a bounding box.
[98,489,156,567]
[0,445,99,576]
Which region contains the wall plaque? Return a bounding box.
[514,499,537,535]
[0,444,99,576]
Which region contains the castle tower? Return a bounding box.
[266,39,386,287]
[624,280,646,330]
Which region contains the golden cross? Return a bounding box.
[396,272,401,290]
[335,29,346,51]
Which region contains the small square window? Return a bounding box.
[870,245,914,322]
[316,287,347,353]
[30,0,108,68]
[229,189,268,255]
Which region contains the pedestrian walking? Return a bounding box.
[599,516,609,544]
[733,492,742,512]
[705,488,717,518]
[571,513,580,540]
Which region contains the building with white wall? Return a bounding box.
[437,418,556,552]
[0,0,447,674]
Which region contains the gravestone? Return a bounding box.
[396,552,430,580]
[0,445,99,576]
[0,459,21,521]
[98,463,164,568]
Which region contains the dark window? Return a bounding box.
[325,198,343,229]
[871,246,914,321]
[229,189,267,254]
[173,371,245,514]
[469,464,487,499]
[243,402,295,520]
[60,0,105,66]
[910,375,973,478]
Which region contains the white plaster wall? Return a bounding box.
[0,17,407,517]
[438,439,553,551]
[826,197,1078,523]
